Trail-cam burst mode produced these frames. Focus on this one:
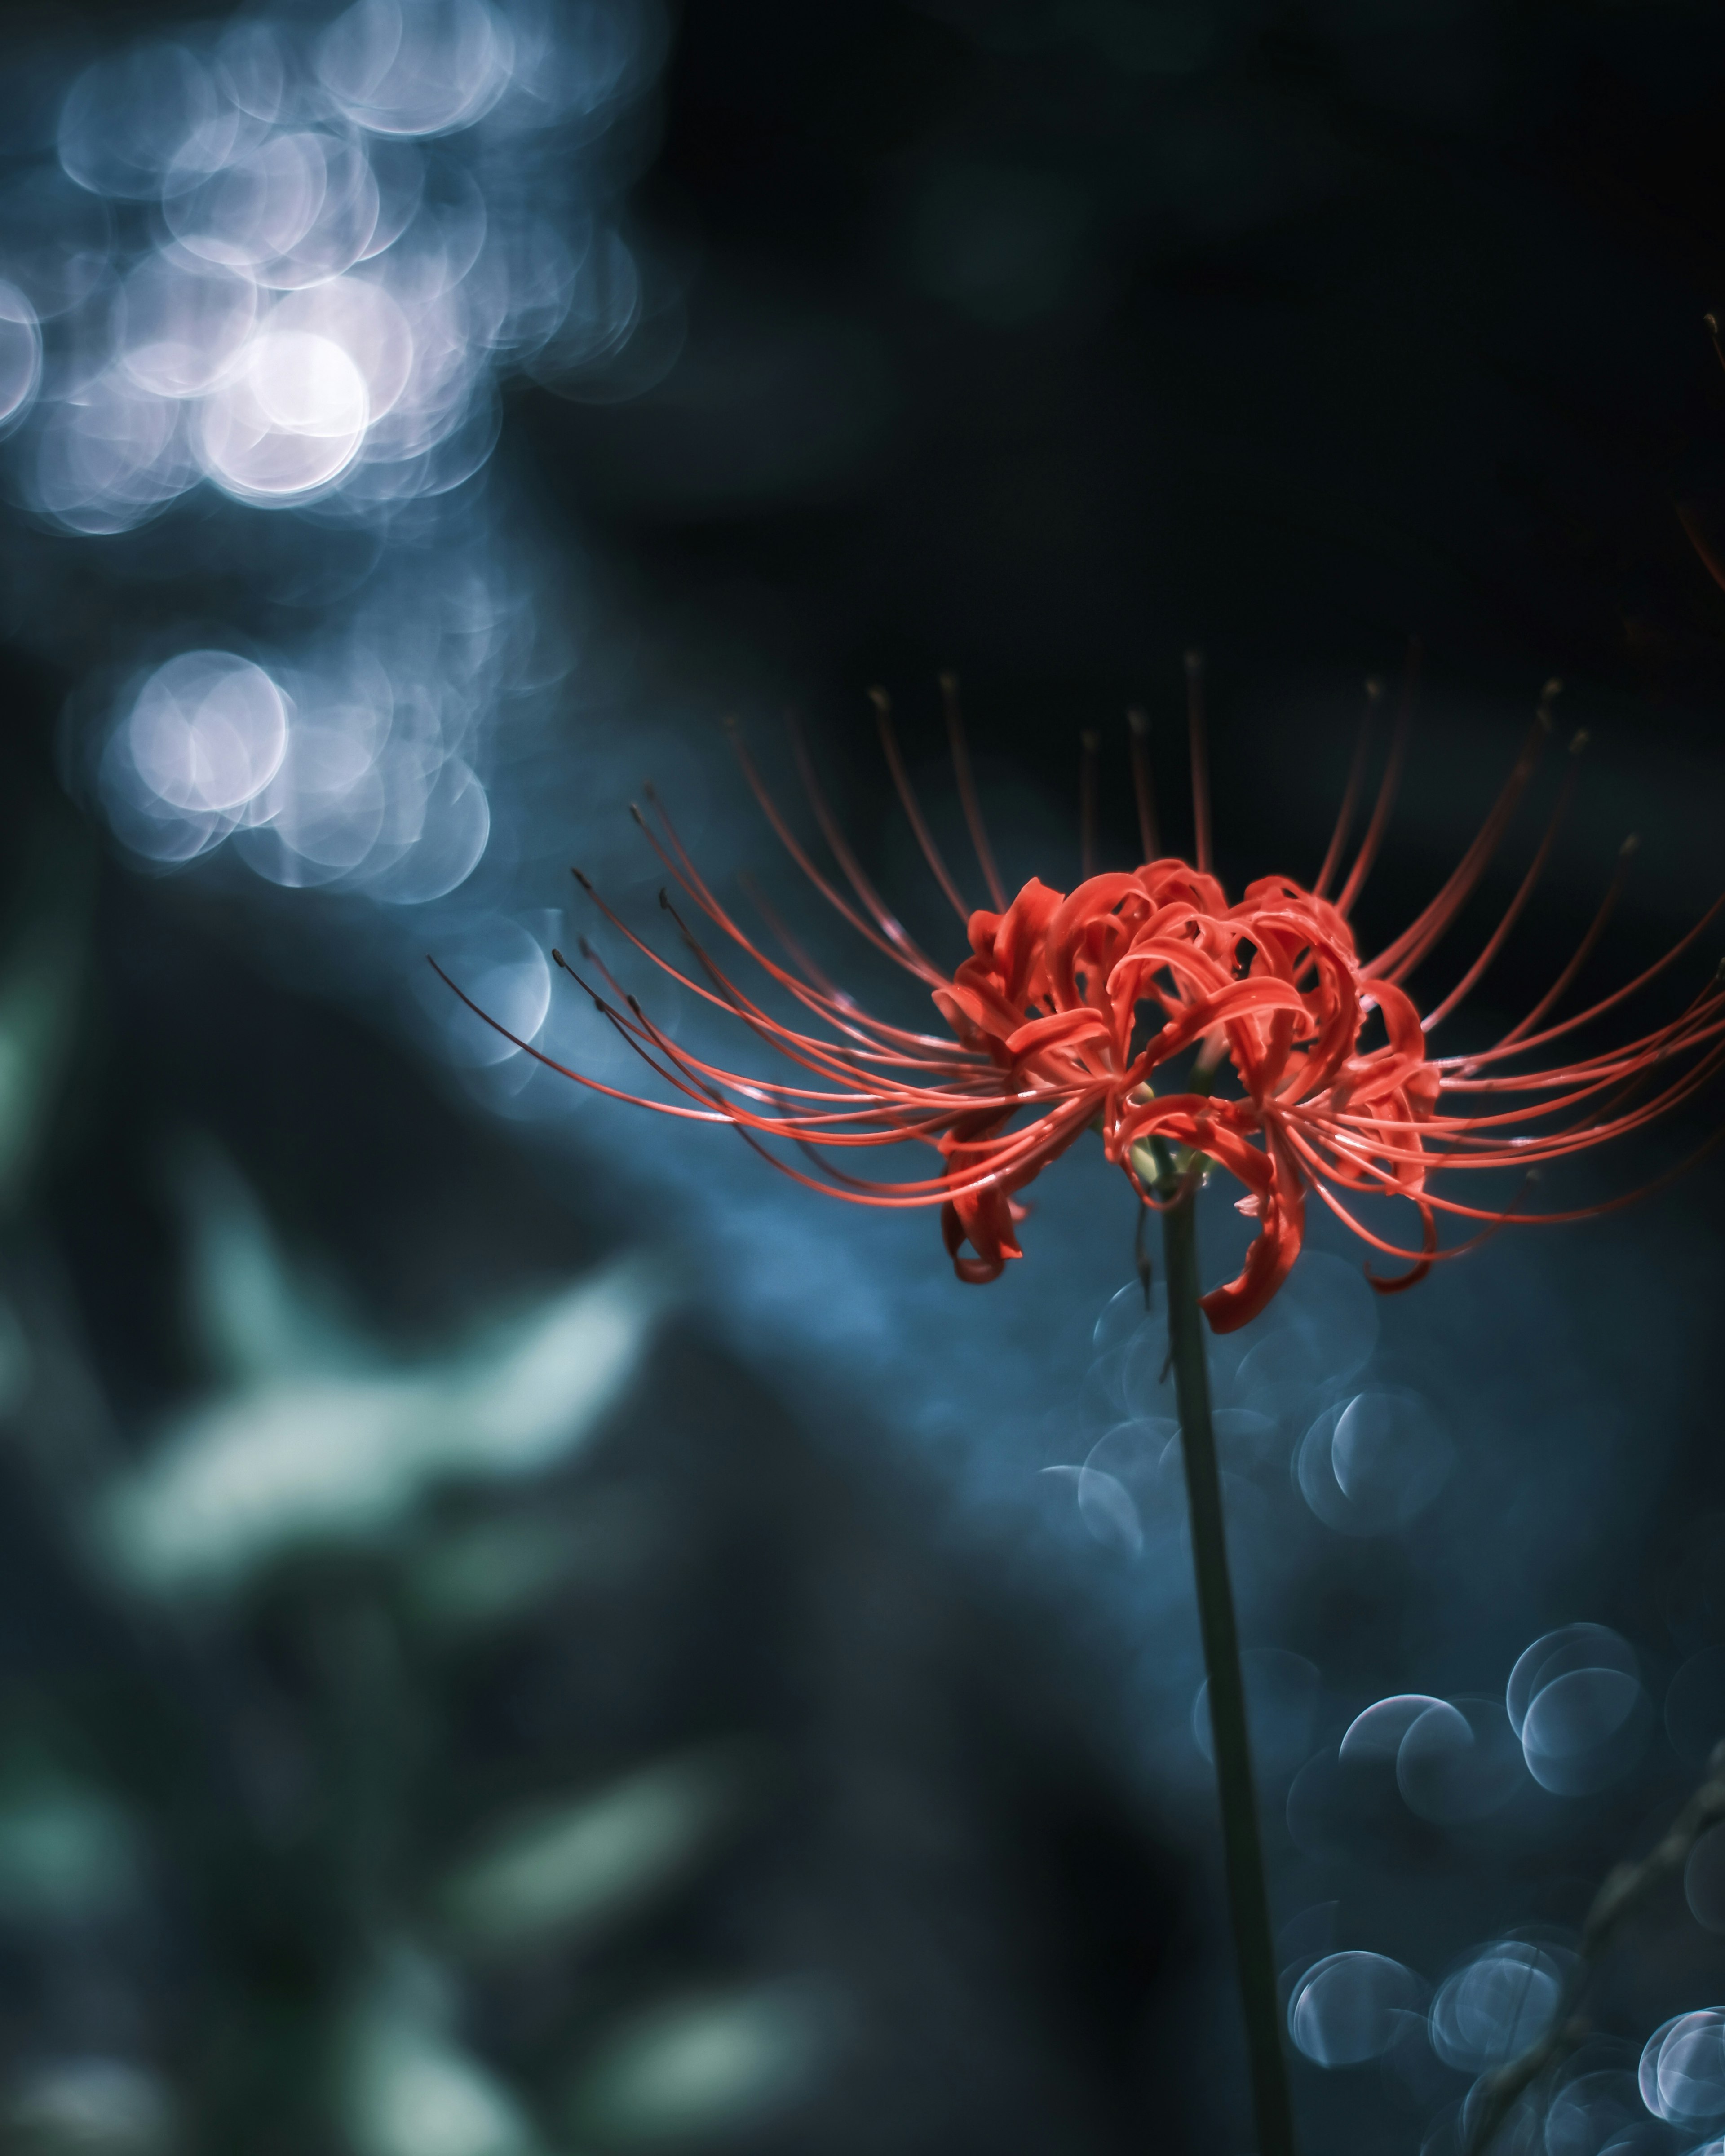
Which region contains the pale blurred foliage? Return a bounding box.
[0,863,835,2154]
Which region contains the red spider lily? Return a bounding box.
[436,664,1725,1334]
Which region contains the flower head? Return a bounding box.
[439,665,1725,1332]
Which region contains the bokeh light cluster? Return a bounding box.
[7,0,661,898]
[1039,1252,1725,2150]
[1643,2010,1725,2129]
[91,543,532,890]
[7,0,652,528]
[1049,1253,1448,1561]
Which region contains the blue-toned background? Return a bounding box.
[1,4,1724,2151]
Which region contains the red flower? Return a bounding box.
[438,668,1725,1333]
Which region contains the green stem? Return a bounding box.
[1161,1179,1297,2156]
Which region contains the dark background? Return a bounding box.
[522,0,1725,1053]
[546,3,1725,769]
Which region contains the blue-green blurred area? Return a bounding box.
[4,2,1725,2152]
[0,729,1193,2153]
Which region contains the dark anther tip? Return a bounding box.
[571,867,593,890]
[628,802,646,826]
[1184,648,1203,673]
[867,685,890,712]
[1127,706,1148,736]
[551,947,566,968]
[938,668,957,691]
[1365,676,1384,698]
[1621,833,1641,857]
[626,994,643,1016]
[658,888,671,909]
[1569,728,1590,754]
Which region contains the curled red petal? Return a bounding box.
[1197,1122,1308,1333]
[941,1187,1021,1283]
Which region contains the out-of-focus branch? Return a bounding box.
[1466,1739,1725,2154]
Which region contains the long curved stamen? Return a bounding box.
[1437,996,1725,1096]
[576,859,973,1080]
[637,795,947,1056]
[784,710,942,976]
[871,686,972,922]
[549,950,1086,1192]
[1328,987,1725,1127]
[1314,677,1381,901]
[725,881,988,1075]
[721,722,946,986]
[641,904,947,1104]
[1341,1021,1725,1144]
[615,1009,1053,1204]
[1290,1132,1517,1271]
[429,955,725,1122]
[941,670,1008,910]
[1497,972,1725,1131]
[1080,728,1100,881]
[1294,1082,1725,1229]
[1186,649,1212,876]
[1433,893,1725,1073]
[1305,1041,1725,1182]
[1127,706,1160,862]
[1491,835,1636,1049]
[738,869,858,1007]
[1318,1061,1704,1177]
[1370,679,1558,980]
[612,979,971,1144]
[647,886,1015,1103]
[1420,731,1585,1034]
[1335,640,1418,916]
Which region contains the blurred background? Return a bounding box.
[1,2,1725,2152]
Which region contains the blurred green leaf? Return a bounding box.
[167,1136,361,1388]
[407,1513,584,1634]
[439,1747,758,1957]
[5,2058,173,2156]
[566,1984,833,2146]
[96,1241,667,1595]
[344,1966,542,2156]
[408,1494,661,1637]
[0,1767,142,1925]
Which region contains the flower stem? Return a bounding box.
[1161,1180,1297,2156]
